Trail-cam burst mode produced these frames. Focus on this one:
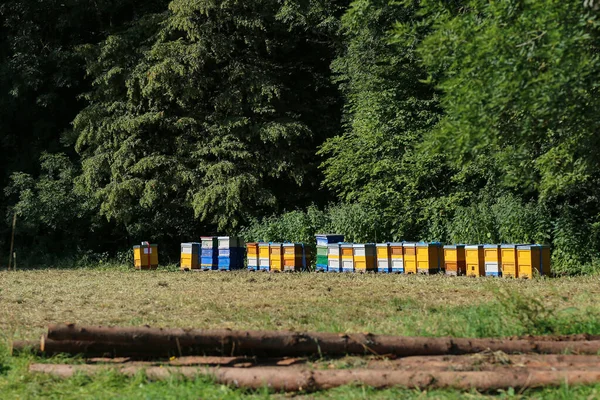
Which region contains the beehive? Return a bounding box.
[180,242,199,270]
[246,242,259,271]
[201,236,218,249]
[541,245,551,276]
[133,243,158,270]
[269,243,284,272]
[217,248,244,270]
[327,243,341,272]
[316,234,344,272]
[376,243,391,273]
[403,242,417,274]
[354,244,376,272]
[500,244,518,277]
[217,236,245,271]
[283,243,305,272]
[443,244,465,276]
[200,236,218,270]
[218,236,243,249]
[465,245,485,277]
[258,243,270,271]
[316,234,345,246]
[416,242,443,275]
[389,242,404,273]
[316,245,328,272]
[341,243,354,272]
[484,244,502,277]
[517,244,551,279]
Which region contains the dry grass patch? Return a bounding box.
[1,270,599,341]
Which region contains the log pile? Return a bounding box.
[15,324,600,393]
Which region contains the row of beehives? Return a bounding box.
[183,240,313,272]
[315,242,550,278]
[180,236,246,271]
[133,237,310,272]
[136,235,551,278]
[313,234,550,278]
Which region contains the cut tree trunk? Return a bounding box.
[45,324,600,357]
[29,363,600,392]
[11,340,40,354]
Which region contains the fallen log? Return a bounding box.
[29,363,600,392]
[85,356,305,367]
[366,354,600,371]
[511,334,600,342]
[40,336,182,358]
[11,340,41,355]
[85,356,249,366]
[45,324,600,357]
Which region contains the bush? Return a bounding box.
[240,203,383,245]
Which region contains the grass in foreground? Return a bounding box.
[1,270,600,398]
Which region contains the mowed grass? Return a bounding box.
[1,269,600,399]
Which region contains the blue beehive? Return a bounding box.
[200,236,218,270]
[217,236,245,271]
[316,234,345,247]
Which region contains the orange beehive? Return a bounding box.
[444,245,466,276]
[389,243,404,273]
[283,243,305,272]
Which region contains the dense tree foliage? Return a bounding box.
[0,0,169,255]
[319,0,449,241]
[74,0,345,238]
[413,0,600,273]
[2,0,600,272]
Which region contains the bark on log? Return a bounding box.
[366,354,600,371]
[85,356,304,367]
[28,363,600,392]
[40,336,183,358]
[45,324,600,357]
[511,334,600,342]
[11,340,40,355]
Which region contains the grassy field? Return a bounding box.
[1,269,600,399]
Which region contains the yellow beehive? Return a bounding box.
[403,242,417,274]
[133,243,158,270]
[483,244,501,277]
[465,245,484,277]
[416,242,442,275]
[180,242,199,270]
[500,245,518,278]
[376,243,391,273]
[353,244,376,272]
[517,245,551,279]
[443,245,466,276]
[258,243,270,271]
[269,243,283,272]
[247,242,259,270]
